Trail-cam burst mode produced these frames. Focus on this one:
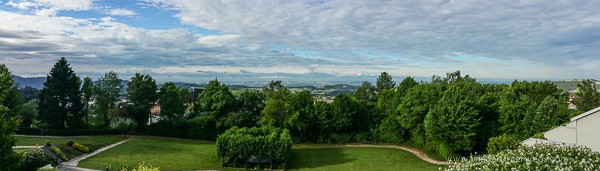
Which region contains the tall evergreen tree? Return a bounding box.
[38,58,84,129]
[127,73,157,130]
[376,72,395,93]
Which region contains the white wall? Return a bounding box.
[544,124,576,145]
[577,110,600,152]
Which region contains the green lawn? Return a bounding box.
[15,135,129,159]
[13,148,30,154]
[288,145,440,171]
[79,136,440,171]
[15,135,127,149]
[78,136,221,170]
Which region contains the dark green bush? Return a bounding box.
[216,126,293,169]
[23,148,53,170]
[486,134,520,154]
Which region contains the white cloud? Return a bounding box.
[140,0,600,79]
[2,1,600,80]
[5,0,94,16]
[106,8,136,16]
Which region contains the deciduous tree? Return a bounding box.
[158,82,186,119]
[127,73,158,130]
[94,71,122,127]
[573,79,600,113]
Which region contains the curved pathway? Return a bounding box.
[345,144,453,165]
[58,137,134,171]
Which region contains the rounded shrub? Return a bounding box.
[72,143,90,153]
[24,148,52,170]
[486,134,520,154]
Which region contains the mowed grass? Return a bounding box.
[288,145,441,171]
[15,135,127,148]
[78,136,221,170]
[79,136,441,171]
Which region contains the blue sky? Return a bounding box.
[0,0,599,83]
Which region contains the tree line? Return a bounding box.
[3,58,600,158]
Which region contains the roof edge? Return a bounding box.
[571,106,600,121]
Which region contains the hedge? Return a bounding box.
[216,126,293,169]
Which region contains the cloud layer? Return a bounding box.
[1,0,600,82]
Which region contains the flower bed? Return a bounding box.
[446,143,600,170]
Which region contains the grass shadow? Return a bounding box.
[287,147,355,170]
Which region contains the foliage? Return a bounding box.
[0,65,22,170]
[216,126,293,169]
[24,148,53,170]
[72,143,90,153]
[229,90,265,128]
[355,81,377,105]
[395,83,439,145]
[376,72,395,92]
[486,134,520,154]
[0,64,14,103]
[20,99,39,128]
[260,87,292,127]
[158,82,186,120]
[331,94,369,133]
[446,143,600,171]
[128,162,160,171]
[532,132,546,140]
[194,79,236,116]
[46,142,68,161]
[20,86,41,102]
[81,76,93,124]
[0,106,22,170]
[498,80,568,140]
[127,73,158,131]
[38,57,84,129]
[94,71,123,127]
[573,79,600,113]
[425,82,481,157]
[111,117,136,134]
[3,84,24,118]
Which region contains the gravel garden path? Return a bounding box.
[345,144,453,165]
[58,137,134,171]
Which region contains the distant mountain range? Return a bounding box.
[11,75,46,89]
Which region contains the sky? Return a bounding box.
[0,0,599,83]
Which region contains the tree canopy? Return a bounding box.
[38,57,84,129]
[127,73,158,130]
